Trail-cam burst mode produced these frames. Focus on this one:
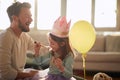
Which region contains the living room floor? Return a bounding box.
[85,76,120,80]
[73,70,120,80]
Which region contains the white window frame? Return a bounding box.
[0,0,119,32]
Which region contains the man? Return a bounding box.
[0,1,41,80]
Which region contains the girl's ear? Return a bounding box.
[60,42,65,47]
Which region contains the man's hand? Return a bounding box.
[15,70,39,80]
[29,70,38,77]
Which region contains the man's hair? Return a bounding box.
[7,1,31,22]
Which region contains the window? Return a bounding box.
[0,0,118,31]
[67,0,92,27]
[67,0,117,31]
[37,0,61,30]
[94,0,116,28]
[0,0,13,29]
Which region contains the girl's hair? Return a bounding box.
[49,33,76,60]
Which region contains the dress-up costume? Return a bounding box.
[34,51,75,80]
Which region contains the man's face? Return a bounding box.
[17,7,33,32]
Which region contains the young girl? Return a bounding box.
[34,16,76,80]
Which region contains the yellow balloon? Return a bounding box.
[69,20,96,54]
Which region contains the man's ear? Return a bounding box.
[12,15,18,21]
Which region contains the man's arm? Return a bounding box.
[0,32,17,80]
[15,70,38,79]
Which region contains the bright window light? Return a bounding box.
[37,0,61,30]
[0,0,13,29]
[95,0,117,28]
[67,0,92,27]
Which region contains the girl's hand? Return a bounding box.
[53,57,64,72]
[34,41,41,56]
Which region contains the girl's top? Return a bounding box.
[34,51,74,79]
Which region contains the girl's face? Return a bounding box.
[49,36,60,52]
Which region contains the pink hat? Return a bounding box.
[50,16,71,38]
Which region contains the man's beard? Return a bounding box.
[18,19,29,32]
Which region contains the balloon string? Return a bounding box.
[82,54,86,80]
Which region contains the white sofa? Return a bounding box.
[74,33,120,72]
[74,52,120,72]
[27,31,120,72]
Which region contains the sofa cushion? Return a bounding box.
[74,52,120,62]
[90,34,105,52]
[106,35,120,52]
[73,52,120,71]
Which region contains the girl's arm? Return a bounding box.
[33,52,51,69]
[62,55,74,78]
[54,54,74,78]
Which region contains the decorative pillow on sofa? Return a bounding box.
[90,34,105,52]
[106,35,120,52]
